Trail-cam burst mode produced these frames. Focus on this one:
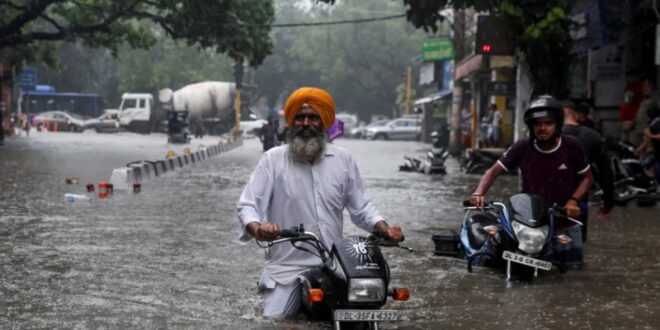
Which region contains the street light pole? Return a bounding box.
[405,65,412,116]
[233,61,244,138]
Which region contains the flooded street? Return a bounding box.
[1,132,659,329]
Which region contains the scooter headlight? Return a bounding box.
[348,278,385,303]
[511,221,549,254]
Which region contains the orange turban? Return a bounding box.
[284,87,335,130]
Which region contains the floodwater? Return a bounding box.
[1,131,659,329]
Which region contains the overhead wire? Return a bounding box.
[231,13,407,28]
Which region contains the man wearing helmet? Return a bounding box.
[468,95,594,243]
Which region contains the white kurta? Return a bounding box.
[237,143,384,284]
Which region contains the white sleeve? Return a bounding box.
[344,155,385,232]
[236,154,274,241]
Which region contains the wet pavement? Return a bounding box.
[1,131,659,329]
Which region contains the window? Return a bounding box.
[123,99,137,109]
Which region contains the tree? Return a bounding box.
[0,0,274,66]
[320,0,574,98]
[253,0,427,121]
[408,0,573,97]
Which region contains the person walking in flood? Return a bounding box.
[258,115,278,152]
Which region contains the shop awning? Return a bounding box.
[414,89,452,105]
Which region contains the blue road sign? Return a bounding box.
[19,68,37,92]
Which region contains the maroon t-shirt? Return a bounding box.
[497,136,590,207]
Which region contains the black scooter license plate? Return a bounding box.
[334,309,400,322]
[502,251,552,270]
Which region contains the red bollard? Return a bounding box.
[98,182,109,199]
[86,183,95,192]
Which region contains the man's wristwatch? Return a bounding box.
[568,196,580,203]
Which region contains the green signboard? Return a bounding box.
[421,38,455,62]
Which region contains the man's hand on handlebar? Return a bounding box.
[564,200,581,219]
[383,226,404,243]
[247,222,280,241]
[374,221,404,243]
[468,194,486,208]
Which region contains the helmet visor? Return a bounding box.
[525,109,559,124]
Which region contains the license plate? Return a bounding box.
[334,309,400,322]
[502,251,552,271]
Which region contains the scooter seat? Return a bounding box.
[467,213,499,249]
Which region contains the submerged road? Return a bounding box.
[1,131,658,329]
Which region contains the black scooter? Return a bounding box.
[604,139,658,206]
[461,148,501,174]
[399,131,448,174]
[259,225,411,330]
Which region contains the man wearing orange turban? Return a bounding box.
[283,87,336,131]
[237,87,404,318]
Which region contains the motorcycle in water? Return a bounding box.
[458,193,584,281]
[461,148,505,174]
[399,131,449,175]
[167,110,191,144]
[603,139,658,206]
[258,224,411,329]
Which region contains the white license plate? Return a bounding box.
[334,309,400,322]
[502,251,552,271]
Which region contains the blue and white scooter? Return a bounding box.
[459,193,584,281]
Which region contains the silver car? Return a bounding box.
[351,119,390,139]
[365,117,421,140]
[83,110,121,133]
[336,113,359,138]
[33,111,86,132]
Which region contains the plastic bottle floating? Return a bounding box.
[65,193,91,204]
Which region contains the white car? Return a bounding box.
[32,111,86,132]
[336,113,359,138]
[365,117,421,140]
[351,119,390,139]
[239,119,267,135]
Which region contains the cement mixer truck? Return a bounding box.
[116,81,243,135]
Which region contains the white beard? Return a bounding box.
[288,133,326,164]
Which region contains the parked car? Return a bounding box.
[33,111,86,132]
[83,110,121,133]
[239,119,268,135]
[335,113,359,138]
[365,117,421,140]
[351,119,390,139]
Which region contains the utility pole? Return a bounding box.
[233,61,244,138]
[449,8,465,156]
[405,66,412,115]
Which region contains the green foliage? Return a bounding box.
[395,0,573,97]
[253,0,428,121]
[0,0,274,67]
[36,35,236,106]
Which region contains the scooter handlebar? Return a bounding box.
[277,225,303,238]
[371,231,405,243]
[463,200,492,208]
[550,206,583,226]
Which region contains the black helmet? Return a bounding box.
[524,95,563,136]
